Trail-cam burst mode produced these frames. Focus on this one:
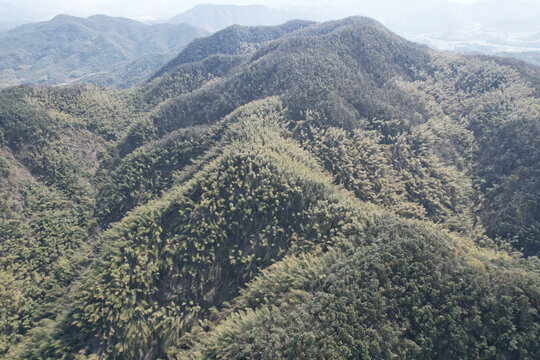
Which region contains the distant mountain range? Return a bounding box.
[0,1,538,90]
[0,14,208,88]
[169,2,540,66]
[168,4,312,32]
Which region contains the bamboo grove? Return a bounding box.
[0,17,539,359]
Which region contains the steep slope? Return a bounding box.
[0,16,539,359]
[0,84,137,356]
[147,17,539,255]
[149,17,432,142]
[14,98,539,360]
[139,18,471,234]
[42,100,372,359]
[185,219,539,359]
[0,15,208,88]
[150,20,314,80]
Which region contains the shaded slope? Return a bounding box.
[0,145,92,356]
[151,20,314,80]
[0,83,139,357]
[185,219,539,360]
[41,99,370,359]
[0,16,539,360]
[151,17,430,135]
[143,16,539,255]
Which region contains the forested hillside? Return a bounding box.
[0,15,208,88]
[0,17,538,359]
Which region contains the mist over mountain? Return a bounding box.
[379,0,540,61]
[0,14,208,88]
[0,0,538,90]
[164,1,540,66]
[168,4,311,32]
[0,16,538,359]
[0,1,37,31]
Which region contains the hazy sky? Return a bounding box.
[2,0,485,20]
[1,1,538,56]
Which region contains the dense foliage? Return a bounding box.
[0,16,538,359]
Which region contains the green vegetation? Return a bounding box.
[185,222,538,359]
[0,15,208,88]
[0,16,538,359]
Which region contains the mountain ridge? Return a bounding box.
[0,16,538,359]
[0,14,208,88]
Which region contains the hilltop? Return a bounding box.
[0,14,208,88]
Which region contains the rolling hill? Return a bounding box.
[0,17,538,359]
[0,14,208,88]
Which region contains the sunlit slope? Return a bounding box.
[0,16,538,359]
[31,99,540,359]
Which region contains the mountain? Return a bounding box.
[0,14,208,88]
[168,4,311,32]
[167,2,540,67]
[0,17,539,359]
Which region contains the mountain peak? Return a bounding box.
[50,13,78,21]
[151,16,418,83]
